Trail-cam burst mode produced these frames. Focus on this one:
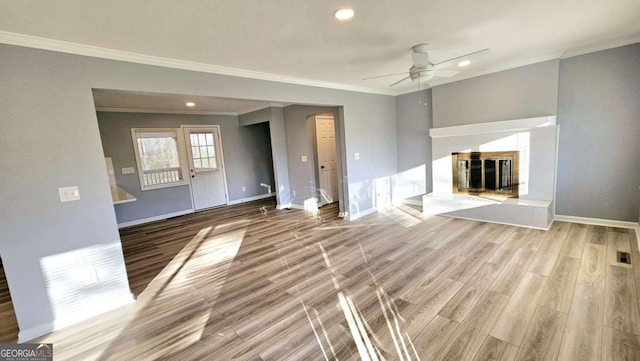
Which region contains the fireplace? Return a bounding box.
[452,151,519,198]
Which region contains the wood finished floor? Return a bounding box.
[33,198,640,361]
[0,262,19,342]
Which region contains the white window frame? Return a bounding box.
[131,128,189,191]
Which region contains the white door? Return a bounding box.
[315,116,338,205]
[183,126,227,210]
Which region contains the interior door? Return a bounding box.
[315,115,338,205]
[183,126,227,210]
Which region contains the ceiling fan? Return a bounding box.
[363,44,489,87]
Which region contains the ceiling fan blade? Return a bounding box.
[433,69,460,78]
[362,71,409,80]
[411,52,429,67]
[388,76,411,87]
[434,48,489,69]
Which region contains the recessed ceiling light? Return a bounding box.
[334,8,354,20]
[186,102,196,107]
[458,60,471,67]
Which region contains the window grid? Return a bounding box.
[189,132,217,170]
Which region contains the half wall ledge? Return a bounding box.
[422,193,553,230]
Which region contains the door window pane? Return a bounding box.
[189,131,217,171]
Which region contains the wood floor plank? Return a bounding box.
[538,256,580,313]
[515,306,567,361]
[605,264,640,336]
[491,248,536,296]
[436,291,509,361]
[560,223,589,259]
[557,284,604,361]
[602,326,640,361]
[577,243,607,289]
[490,272,548,347]
[528,251,559,276]
[472,336,519,361]
[412,315,460,358]
[439,262,503,323]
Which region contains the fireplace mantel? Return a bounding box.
[430,116,556,138]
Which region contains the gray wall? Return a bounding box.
[283,105,338,206]
[556,43,640,221]
[239,107,292,206]
[97,112,275,224]
[394,89,433,200]
[0,43,397,339]
[432,60,559,127]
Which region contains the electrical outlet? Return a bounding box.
[121,167,135,174]
[58,186,80,202]
[242,186,246,192]
[354,152,360,160]
[301,155,307,162]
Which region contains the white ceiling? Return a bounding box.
[92,89,284,115]
[2,0,639,95]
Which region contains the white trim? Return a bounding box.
[227,192,276,205]
[438,213,553,231]
[276,203,292,210]
[118,209,193,228]
[429,116,557,138]
[288,204,306,211]
[96,107,239,116]
[0,31,392,96]
[560,34,640,59]
[344,207,377,221]
[393,198,424,206]
[554,215,639,229]
[18,293,135,342]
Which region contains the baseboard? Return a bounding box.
[344,207,377,221]
[554,215,638,229]
[555,215,640,251]
[276,203,291,210]
[18,293,135,342]
[227,192,275,205]
[117,209,193,228]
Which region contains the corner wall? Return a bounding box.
[556,43,640,222]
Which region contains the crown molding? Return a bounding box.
[560,33,640,59]
[95,107,239,116]
[0,30,395,96]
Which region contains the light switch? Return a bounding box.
[58,186,80,202]
[121,167,136,174]
[354,152,360,160]
[301,156,307,162]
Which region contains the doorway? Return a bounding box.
[182,125,229,210]
[314,114,339,206]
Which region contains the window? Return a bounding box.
[189,132,218,171]
[131,129,187,190]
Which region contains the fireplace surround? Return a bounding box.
[425,116,558,229]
